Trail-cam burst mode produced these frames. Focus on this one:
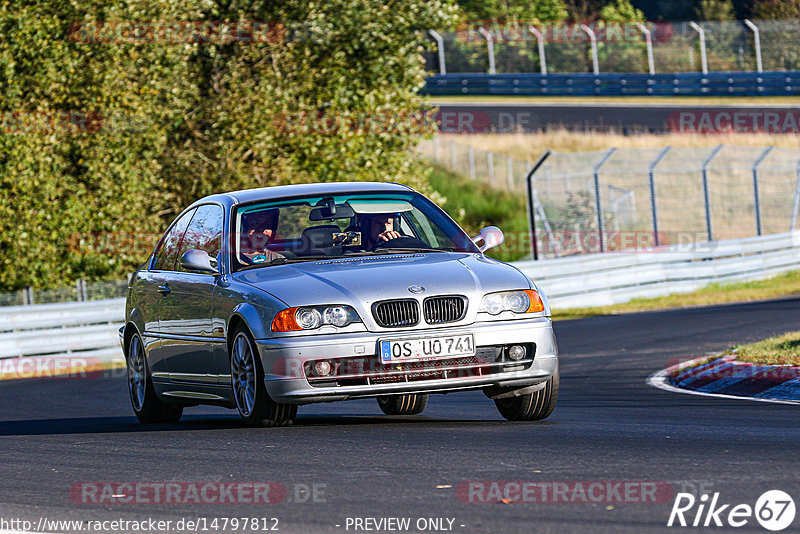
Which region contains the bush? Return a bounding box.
[0,0,459,290]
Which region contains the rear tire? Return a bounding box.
[494,370,558,421]
[126,332,183,424]
[230,326,297,427]
[377,394,429,415]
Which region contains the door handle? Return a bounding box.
[157,284,171,295]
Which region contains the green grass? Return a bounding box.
[429,164,529,263]
[426,95,800,105]
[552,270,800,320]
[733,331,800,366]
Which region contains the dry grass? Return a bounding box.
[440,130,800,158]
[552,270,800,321]
[734,331,800,366]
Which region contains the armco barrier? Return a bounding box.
[424,71,800,97]
[519,231,800,309]
[0,298,124,361]
[0,231,798,362]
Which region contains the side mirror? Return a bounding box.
[180,249,219,274]
[472,226,504,253]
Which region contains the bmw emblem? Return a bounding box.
[408,285,425,294]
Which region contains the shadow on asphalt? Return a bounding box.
[0,415,557,435]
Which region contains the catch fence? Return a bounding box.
[417,137,800,258]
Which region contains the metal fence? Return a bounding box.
[418,137,800,258]
[0,278,128,307]
[426,19,800,75]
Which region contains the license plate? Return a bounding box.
[379,334,475,364]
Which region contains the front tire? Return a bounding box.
[126,332,183,424]
[377,394,429,415]
[494,370,558,421]
[230,326,297,427]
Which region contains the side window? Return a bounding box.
[152,208,196,271]
[176,204,224,272]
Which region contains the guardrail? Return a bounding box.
[424,71,800,97]
[1,231,798,362]
[518,231,800,309]
[0,298,124,361]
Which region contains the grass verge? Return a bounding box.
[733,331,800,366]
[552,270,800,320]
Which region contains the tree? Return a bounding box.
[696,0,736,21]
[0,0,460,290]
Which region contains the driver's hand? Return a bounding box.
[378,230,402,242]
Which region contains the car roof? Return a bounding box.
[195,181,416,207]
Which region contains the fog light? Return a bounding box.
[507,345,526,361]
[314,360,333,376]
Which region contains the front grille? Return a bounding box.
[424,295,467,325]
[304,345,535,388]
[372,299,419,328]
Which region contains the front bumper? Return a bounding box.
[255,317,558,404]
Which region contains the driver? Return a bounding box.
[240,208,284,263]
[364,213,403,248]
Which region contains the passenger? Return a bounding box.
[240,209,284,263]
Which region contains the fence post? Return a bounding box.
[478,27,496,74]
[701,145,724,242]
[791,161,800,231]
[468,146,476,180]
[76,278,83,301]
[427,30,446,75]
[24,286,34,306]
[635,23,655,75]
[688,22,708,74]
[487,151,494,185]
[593,148,617,253]
[743,19,763,73]
[449,140,456,171]
[752,146,774,236]
[648,147,671,246]
[528,25,547,75]
[525,151,552,260]
[580,24,599,75]
[506,156,514,189]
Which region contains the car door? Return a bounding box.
[159,204,225,384]
[146,207,196,380]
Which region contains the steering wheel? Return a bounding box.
[370,236,431,250]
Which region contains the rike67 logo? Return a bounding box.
[668,490,795,531]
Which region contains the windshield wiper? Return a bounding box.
[238,256,330,271]
[372,247,452,254]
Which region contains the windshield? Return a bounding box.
[231,191,479,270]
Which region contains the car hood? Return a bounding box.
[233,253,532,328]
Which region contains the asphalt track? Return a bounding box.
[435,101,800,133]
[1,297,799,533]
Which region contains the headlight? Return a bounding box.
[272,305,361,332]
[479,290,544,315]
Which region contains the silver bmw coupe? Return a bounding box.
[121,182,559,426]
